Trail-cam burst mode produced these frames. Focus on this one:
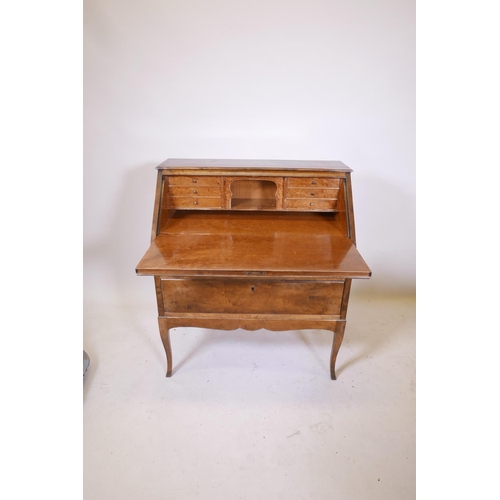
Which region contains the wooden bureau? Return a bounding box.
[136,159,371,379]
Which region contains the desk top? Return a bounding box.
[157,158,352,172]
[136,211,370,278]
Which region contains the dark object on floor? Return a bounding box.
[83,350,90,377]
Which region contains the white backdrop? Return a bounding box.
[84,0,415,302]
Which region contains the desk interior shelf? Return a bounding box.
[229,179,278,210]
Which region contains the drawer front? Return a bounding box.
[168,186,221,197]
[285,187,339,199]
[161,279,344,315]
[169,197,222,209]
[284,198,338,211]
[286,178,341,188]
[168,176,221,187]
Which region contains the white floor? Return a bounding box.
[83,293,415,499]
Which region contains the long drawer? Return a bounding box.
[286,178,341,188]
[161,278,344,315]
[168,176,222,187]
[169,197,222,209]
[169,186,221,197]
[284,198,338,211]
[285,187,340,199]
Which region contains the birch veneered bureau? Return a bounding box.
[136,159,371,379]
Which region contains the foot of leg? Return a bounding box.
[158,318,173,377]
[330,322,346,380]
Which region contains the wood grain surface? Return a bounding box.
[136,162,371,379]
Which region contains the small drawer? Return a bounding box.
[286,178,341,188]
[168,186,221,197]
[284,198,338,211]
[169,197,222,209]
[168,176,221,187]
[161,279,344,315]
[285,187,339,199]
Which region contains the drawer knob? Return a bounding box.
[193,190,197,194]
[311,192,315,196]
[192,179,197,183]
[310,202,314,206]
[250,286,255,292]
[311,181,317,185]
[194,200,198,205]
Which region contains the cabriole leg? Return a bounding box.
[158,318,173,377]
[330,321,346,380]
